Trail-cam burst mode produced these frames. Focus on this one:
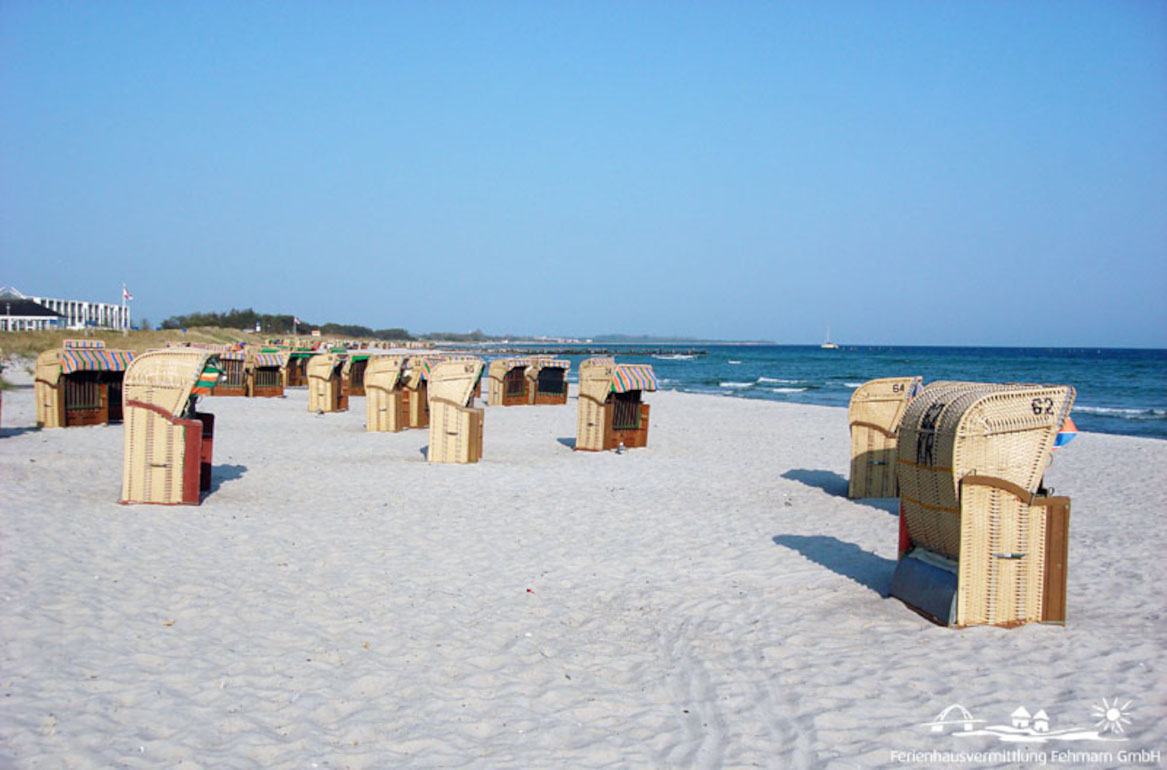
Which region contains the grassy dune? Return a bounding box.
[0,327,262,360]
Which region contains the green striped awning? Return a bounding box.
[60,349,135,373]
[193,361,224,395]
[611,364,658,393]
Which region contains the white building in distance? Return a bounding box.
[0,286,130,331]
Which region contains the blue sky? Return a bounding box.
[2,1,1165,346]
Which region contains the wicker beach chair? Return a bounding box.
[342,353,372,399]
[427,359,485,463]
[307,353,348,413]
[35,346,136,428]
[891,381,1075,627]
[576,358,658,451]
[209,347,247,397]
[120,349,222,505]
[526,358,571,405]
[848,376,923,498]
[365,355,410,432]
[487,358,531,406]
[402,357,437,428]
[284,349,314,388]
[247,349,286,398]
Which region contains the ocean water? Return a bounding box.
[505,344,1167,440]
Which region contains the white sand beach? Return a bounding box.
[1,363,1164,768]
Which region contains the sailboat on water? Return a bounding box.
[820,327,839,350]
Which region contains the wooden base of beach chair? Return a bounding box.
[428,404,483,463]
[892,481,1071,628]
[575,402,650,451]
[533,390,568,406]
[121,408,214,505]
[1038,495,1070,625]
[407,385,430,428]
[367,390,407,432]
[849,426,899,498]
[607,402,650,449]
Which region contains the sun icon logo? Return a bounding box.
[1091,697,1134,734]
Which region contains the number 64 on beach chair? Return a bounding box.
[848,376,923,498]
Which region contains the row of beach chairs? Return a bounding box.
[115,347,660,498]
[27,341,1080,631]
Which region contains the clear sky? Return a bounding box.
[2,1,1165,346]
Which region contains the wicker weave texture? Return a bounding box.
[428,359,484,409]
[427,359,485,463]
[576,358,616,451]
[897,382,1074,559]
[894,381,1074,627]
[848,376,921,498]
[364,356,408,432]
[34,349,62,428]
[956,482,1049,626]
[120,349,214,505]
[307,354,343,412]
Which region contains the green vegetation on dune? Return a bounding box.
[159,308,412,340]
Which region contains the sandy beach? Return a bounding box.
[1,362,1164,768]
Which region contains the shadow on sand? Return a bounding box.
[781,468,849,498]
[772,534,895,596]
[208,464,248,494]
[0,426,40,438]
[781,468,899,514]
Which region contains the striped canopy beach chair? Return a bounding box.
[248,349,287,398]
[120,349,222,505]
[848,376,923,498]
[526,358,572,405]
[487,358,531,407]
[891,381,1075,627]
[35,344,136,428]
[576,358,658,451]
[210,347,247,397]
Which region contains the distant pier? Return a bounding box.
[450,346,707,357]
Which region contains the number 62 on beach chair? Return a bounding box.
[891,381,1075,628]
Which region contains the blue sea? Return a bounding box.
[503,344,1167,440]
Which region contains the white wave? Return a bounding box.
[757,377,800,384]
[719,381,754,389]
[653,354,696,360]
[765,387,808,394]
[1073,406,1166,420]
[727,360,742,365]
[843,382,864,388]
